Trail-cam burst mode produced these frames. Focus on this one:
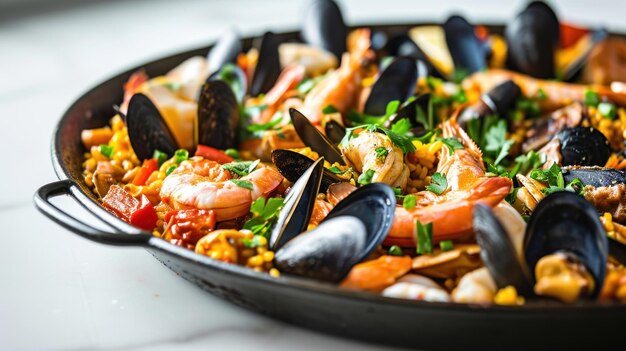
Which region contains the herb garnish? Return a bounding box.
[375,147,389,162]
[437,137,464,155]
[230,179,254,190]
[426,172,448,195]
[416,220,434,254]
[242,197,285,237]
[358,169,375,185]
[222,160,260,177]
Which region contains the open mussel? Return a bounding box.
[273,182,396,282]
[458,80,521,129]
[290,108,345,165]
[271,149,343,192]
[443,15,487,76]
[196,80,240,150]
[207,30,242,76]
[126,93,178,160]
[562,166,626,222]
[274,216,367,282]
[383,33,444,79]
[324,120,346,144]
[475,192,608,302]
[301,0,347,59]
[363,57,418,116]
[544,127,611,167]
[269,158,324,250]
[249,32,281,97]
[522,102,585,153]
[506,1,559,79]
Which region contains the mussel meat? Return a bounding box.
[562,166,626,222]
[475,192,609,302]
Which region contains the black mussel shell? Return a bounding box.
[609,237,626,265]
[249,32,281,97]
[443,15,487,75]
[290,108,345,165]
[197,80,240,150]
[383,34,445,79]
[506,2,559,79]
[554,127,610,167]
[323,183,396,263]
[562,166,626,188]
[207,30,242,76]
[474,204,534,296]
[269,158,324,251]
[274,216,367,282]
[525,191,608,298]
[363,57,418,116]
[525,1,560,46]
[522,103,585,153]
[126,93,178,160]
[458,80,521,128]
[324,120,346,144]
[271,149,343,193]
[301,0,347,59]
[207,63,247,104]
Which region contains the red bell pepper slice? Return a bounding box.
[132,158,159,186]
[560,22,589,49]
[195,144,234,164]
[130,195,158,231]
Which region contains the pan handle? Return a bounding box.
[34,179,152,247]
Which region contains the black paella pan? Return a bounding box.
[34,24,626,350]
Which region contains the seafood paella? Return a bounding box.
[79,0,626,305]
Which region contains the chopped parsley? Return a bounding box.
[230,179,254,190]
[242,235,265,248]
[152,149,168,167]
[222,160,260,177]
[347,100,401,126]
[388,245,404,256]
[598,102,617,120]
[375,147,389,162]
[224,148,241,160]
[174,149,189,164]
[437,137,464,155]
[439,240,454,252]
[247,115,283,132]
[165,165,177,176]
[584,88,600,107]
[328,166,350,175]
[390,118,412,135]
[242,197,285,237]
[99,144,114,158]
[416,220,434,254]
[357,169,375,185]
[322,104,339,114]
[426,172,448,195]
[529,163,584,195]
[403,195,416,209]
[467,115,513,166]
[340,124,416,153]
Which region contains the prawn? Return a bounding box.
[160,157,284,221]
[301,28,373,123]
[341,131,410,190]
[463,68,626,111]
[384,116,513,247]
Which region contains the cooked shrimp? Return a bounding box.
[384,116,513,246]
[301,28,373,123]
[341,131,410,190]
[451,267,497,304]
[382,274,451,302]
[160,157,284,221]
[463,68,626,111]
[341,255,413,292]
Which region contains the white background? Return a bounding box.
[1,0,625,350]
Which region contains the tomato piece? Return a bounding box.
[164,209,217,249]
[102,185,139,221]
[130,195,158,231]
[195,145,234,164]
[560,22,589,49]
[132,159,159,186]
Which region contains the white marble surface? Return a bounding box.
[2,0,625,350]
